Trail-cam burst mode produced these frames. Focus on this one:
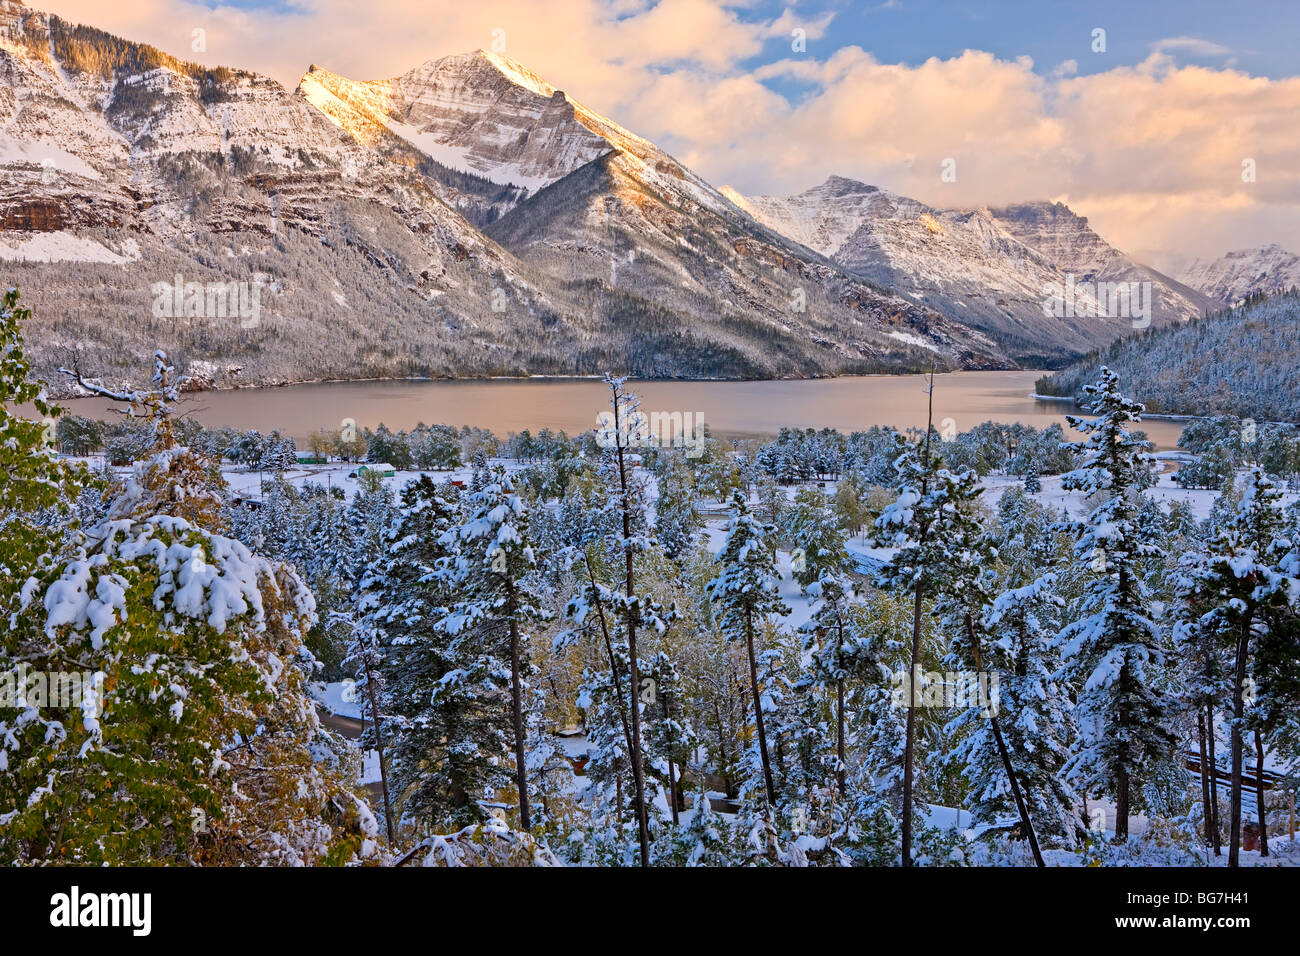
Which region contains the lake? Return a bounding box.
[55,371,1188,450]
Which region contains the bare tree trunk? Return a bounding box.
[663,693,680,825]
[1229,628,1249,867]
[965,613,1044,866]
[1206,703,1221,855]
[902,591,922,866]
[713,699,734,798]
[583,557,637,791]
[1255,729,1269,858]
[989,716,1046,866]
[835,678,847,795]
[1115,768,1130,843]
[361,647,395,845]
[1197,712,1213,847]
[746,607,777,807]
[507,608,531,832]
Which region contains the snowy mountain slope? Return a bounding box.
[484,151,1005,377]
[1176,243,1300,305]
[302,45,1012,374]
[0,5,1008,387]
[0,3,645,389]
[3,1,1228,388]
[729,176,1223,365]
[297,51,645,224]
[988,201,1221,322]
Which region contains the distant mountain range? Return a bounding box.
[725,177,1220,367]
[0,0,1294,393]
[1174,244,1300,306]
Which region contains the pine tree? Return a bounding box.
[796,570,868,793]
[952,574,1086,848]
[708,488,790,808]
[438,467,547,832]
[356,476,502,832]
[4,348,373,865]
[1175,468,1293,864]
[643,651,697,825]
[654,461,702,561]
[1058,367,1177,842]
[787,485,850,588]
[872,374,972,864]
[0,288,80,584]
[929,465,1048,864]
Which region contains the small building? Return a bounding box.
[296,454,327,465]
[357,462,396,478]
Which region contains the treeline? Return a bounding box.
[1037,289,1300,421]
[749,421,1078,485]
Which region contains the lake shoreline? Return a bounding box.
[50,370,1194,452]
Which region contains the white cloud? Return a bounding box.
[1150,36,1233,58]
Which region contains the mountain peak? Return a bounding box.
[816,174,878,195]
[468,48,557,97]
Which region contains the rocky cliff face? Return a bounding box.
[0,1,582,392]
[989,201,1220,323]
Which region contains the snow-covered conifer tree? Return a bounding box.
[708,488,790,808]
[1058,368,1177,842]
[438,467,547,832]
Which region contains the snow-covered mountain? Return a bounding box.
[988,201,1220,325]
[297,51,651,223]
[1176,243,1300,305]
[0,1,585,391]
[1,2,1245,390]
[299,50,1010,374]
[0,5,1008,390]
[727,176,1222,366]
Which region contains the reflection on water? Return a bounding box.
[56,371,1188,450]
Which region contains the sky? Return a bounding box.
[33,0,1300,269]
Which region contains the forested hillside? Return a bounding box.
[1037,290,1300,421]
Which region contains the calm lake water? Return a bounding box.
[56,371,1188,450]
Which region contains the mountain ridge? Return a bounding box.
[725,175,1225,366]
[3,1,1280,395]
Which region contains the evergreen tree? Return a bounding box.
[708,489,790,808]
[4,348,373,865]
[357,476,504,831]
[1058,368,1177,842]
[796,570,869,793]
[787,485,850,588]
[654,460,702,561]
[951,574,1086,848]
[438,467,547,832]
[1175,468,1294,864]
